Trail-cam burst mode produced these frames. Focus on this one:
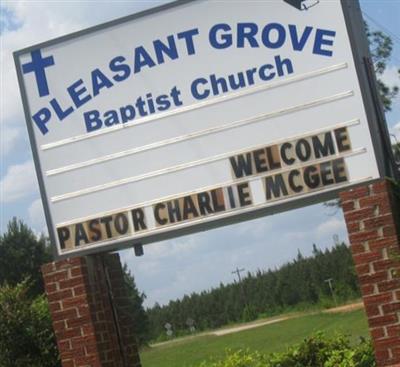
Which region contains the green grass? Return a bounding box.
[140,309,369,367]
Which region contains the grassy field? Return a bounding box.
[140,309,369,367]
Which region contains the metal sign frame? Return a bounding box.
[14,0,390,259]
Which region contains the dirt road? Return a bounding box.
[211,316,289,336]
[150,301,364,347]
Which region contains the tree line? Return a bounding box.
[145,243,360,340]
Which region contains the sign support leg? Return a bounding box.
[340,179,400,367]
[42,253,142,367]
[101,254,130,367]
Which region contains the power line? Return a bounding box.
[362,11,400,67]
[362,11,400,45]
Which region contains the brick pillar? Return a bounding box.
[340,179,400,367]
[41,253,142,367]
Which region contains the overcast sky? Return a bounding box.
[1,0,399,308]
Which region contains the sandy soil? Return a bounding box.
[323,301,364,314]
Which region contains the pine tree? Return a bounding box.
[0,218,53,297]
[122,264,150,345]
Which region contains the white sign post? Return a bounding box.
[15,0,387,258]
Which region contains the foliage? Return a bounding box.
[199,350,268,367]
[0,218,53,297]
[365,22,399,112]
[393,143,400,166]
[146,244,360,340]
[197,333,376,367]
[123,263,150,345]
[0,280,60,367]
[242,304,258,322]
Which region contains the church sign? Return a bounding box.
[14,0,385,258]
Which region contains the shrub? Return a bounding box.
[198,333,376,367]
[0,280,60,367]
[199,350,268,367]
[242,305,258,322]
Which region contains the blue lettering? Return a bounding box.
[289,24,313,51]
[259,64,275,81]
[134,46,156,73]
[209,23,232,49]
[210,74,228,95]
[67,79,91,108]
[32,107,51,135]
[313,29,336,56]
[119,105,135,123]
[177,28,199,55]
[50,98,74,120]
[191,78,209,100]
[262,23,286,49]
[104,110,119,126]
[170,86,183,106]
[110,56,131,82]
[237,23,259,48]
[156,95,171,111]
[275,55,293,76]
[153,35,178,64]
[84,110,102,132]
[92,69,113,97]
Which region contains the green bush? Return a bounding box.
[242,305,258,322]
[0,280,60,367]
[198,333,376,367]
[199,349,269,367]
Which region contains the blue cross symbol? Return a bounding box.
[22,49,55,97]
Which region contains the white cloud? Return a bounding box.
[0,126,20,156]
[28,197,47,234]
[380,65,400,110]
[120,235,202,283]
[0,160,37,203]
[316,217,346,239]
[283,216,346,243]
[390,122,400,143]
[234,217,273,239]
[381,65,400,91]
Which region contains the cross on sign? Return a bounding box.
[22,49,54,97]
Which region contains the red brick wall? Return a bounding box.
[42,254,141,367]
[340,179,400,367]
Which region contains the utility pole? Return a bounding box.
[325,278,338,307]
[232,267,245,283]
[333,234,340,246]
[232,267,247,308]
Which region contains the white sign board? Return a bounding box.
[15,0,385,258]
